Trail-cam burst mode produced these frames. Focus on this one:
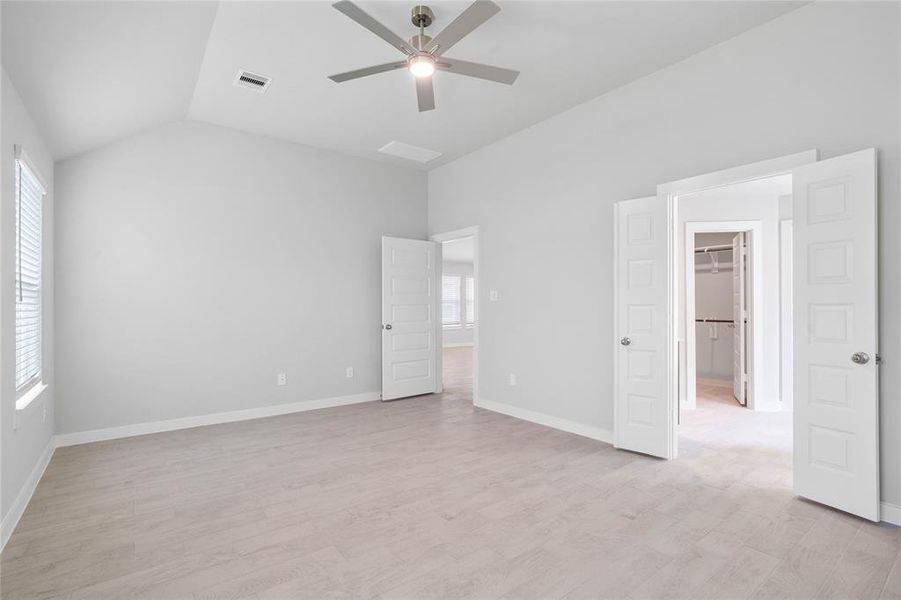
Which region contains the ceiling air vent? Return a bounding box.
[378,141,442,164]
[233,70,271,93]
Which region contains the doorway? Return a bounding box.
[614,149,882,522]
[678,180,793,468]
[431,226,479,403]
[692,231,747,405]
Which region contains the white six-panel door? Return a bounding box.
[732,232,747,405]
[792,149,880,521]
[614,196,672,458]
[381,236,439,401]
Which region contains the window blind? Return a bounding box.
[465,277,475,325]
[15,159,43,392]
[441,275,461,326]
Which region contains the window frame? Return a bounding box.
[441,274,463,328]
[442,272,474,330]
[464,276,475,326]
[14,146,47,407]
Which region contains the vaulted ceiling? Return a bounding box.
[2,1,803,169]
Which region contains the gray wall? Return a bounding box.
[55,121,427,434]
[427,2,901,505]
[1,69,55,521]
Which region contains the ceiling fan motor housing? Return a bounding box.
[411,5,434,28]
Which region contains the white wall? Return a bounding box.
[442,260,474,346]
[427,2,901,505]
[1,69,55,533]
[54,120,427,435]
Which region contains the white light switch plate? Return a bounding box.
[489,290,499,301]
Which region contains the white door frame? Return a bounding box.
[430,226,479,402]
[684,221,763,410]
[780,221,794,411]
[657,149,817,458]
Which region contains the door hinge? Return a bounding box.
[876,354,882,365]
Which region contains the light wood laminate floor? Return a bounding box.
[2,354,899,599]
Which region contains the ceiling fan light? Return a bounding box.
[408,55,435,78]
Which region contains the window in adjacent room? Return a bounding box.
[464,277,475,325]
[442,274,475,328]
[15,149,46,407]
[442,275,462,327]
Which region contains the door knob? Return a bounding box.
[851,352,869,364]
[620,337,631,346]
[384,324,392,330]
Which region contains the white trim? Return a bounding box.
[779,220,794,411]
[15,382,47,413]
[443,342,473,348]
[476,397,613,444]
[684,221,764,411]
[1,435,55,551]
[881,502,901,526]
[14,145,48,194]
[430,227,479,243]
[431,226,479,403]
[13,383,48,431]
[656,150,818,460]
[56,392,379,447]
[658,150,817,197]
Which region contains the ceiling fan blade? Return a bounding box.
[425,0,500,56]
[332,1,416,55]
[329,61,407,83]
[436,58,519,85]
[416,77,435,112]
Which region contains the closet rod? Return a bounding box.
[694,244,732,254]
[695,318,734,323]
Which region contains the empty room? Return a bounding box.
[1,1,900,599]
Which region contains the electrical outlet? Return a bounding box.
[277,373,287,386]
[489,290,499,302]
[346,367,354,378]
[509,373,517,386]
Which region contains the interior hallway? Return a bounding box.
[442,345,473,401]
[1,360,899,599]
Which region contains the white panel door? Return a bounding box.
[614,196,672,458]
[732,233,747,405]
[793,149,880,521]
[381,236,439,401]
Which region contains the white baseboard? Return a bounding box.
[56,391,380,447]
[475,397,613,444]
[882,502,901,526]
[442,342,474,348]
[1,435,56,551]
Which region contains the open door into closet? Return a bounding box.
[732,232,747,406]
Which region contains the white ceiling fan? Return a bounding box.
[328,0,519,112]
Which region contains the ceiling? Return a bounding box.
[442,237,474,263]
[1,1,217,159]
[2,1,804,168]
